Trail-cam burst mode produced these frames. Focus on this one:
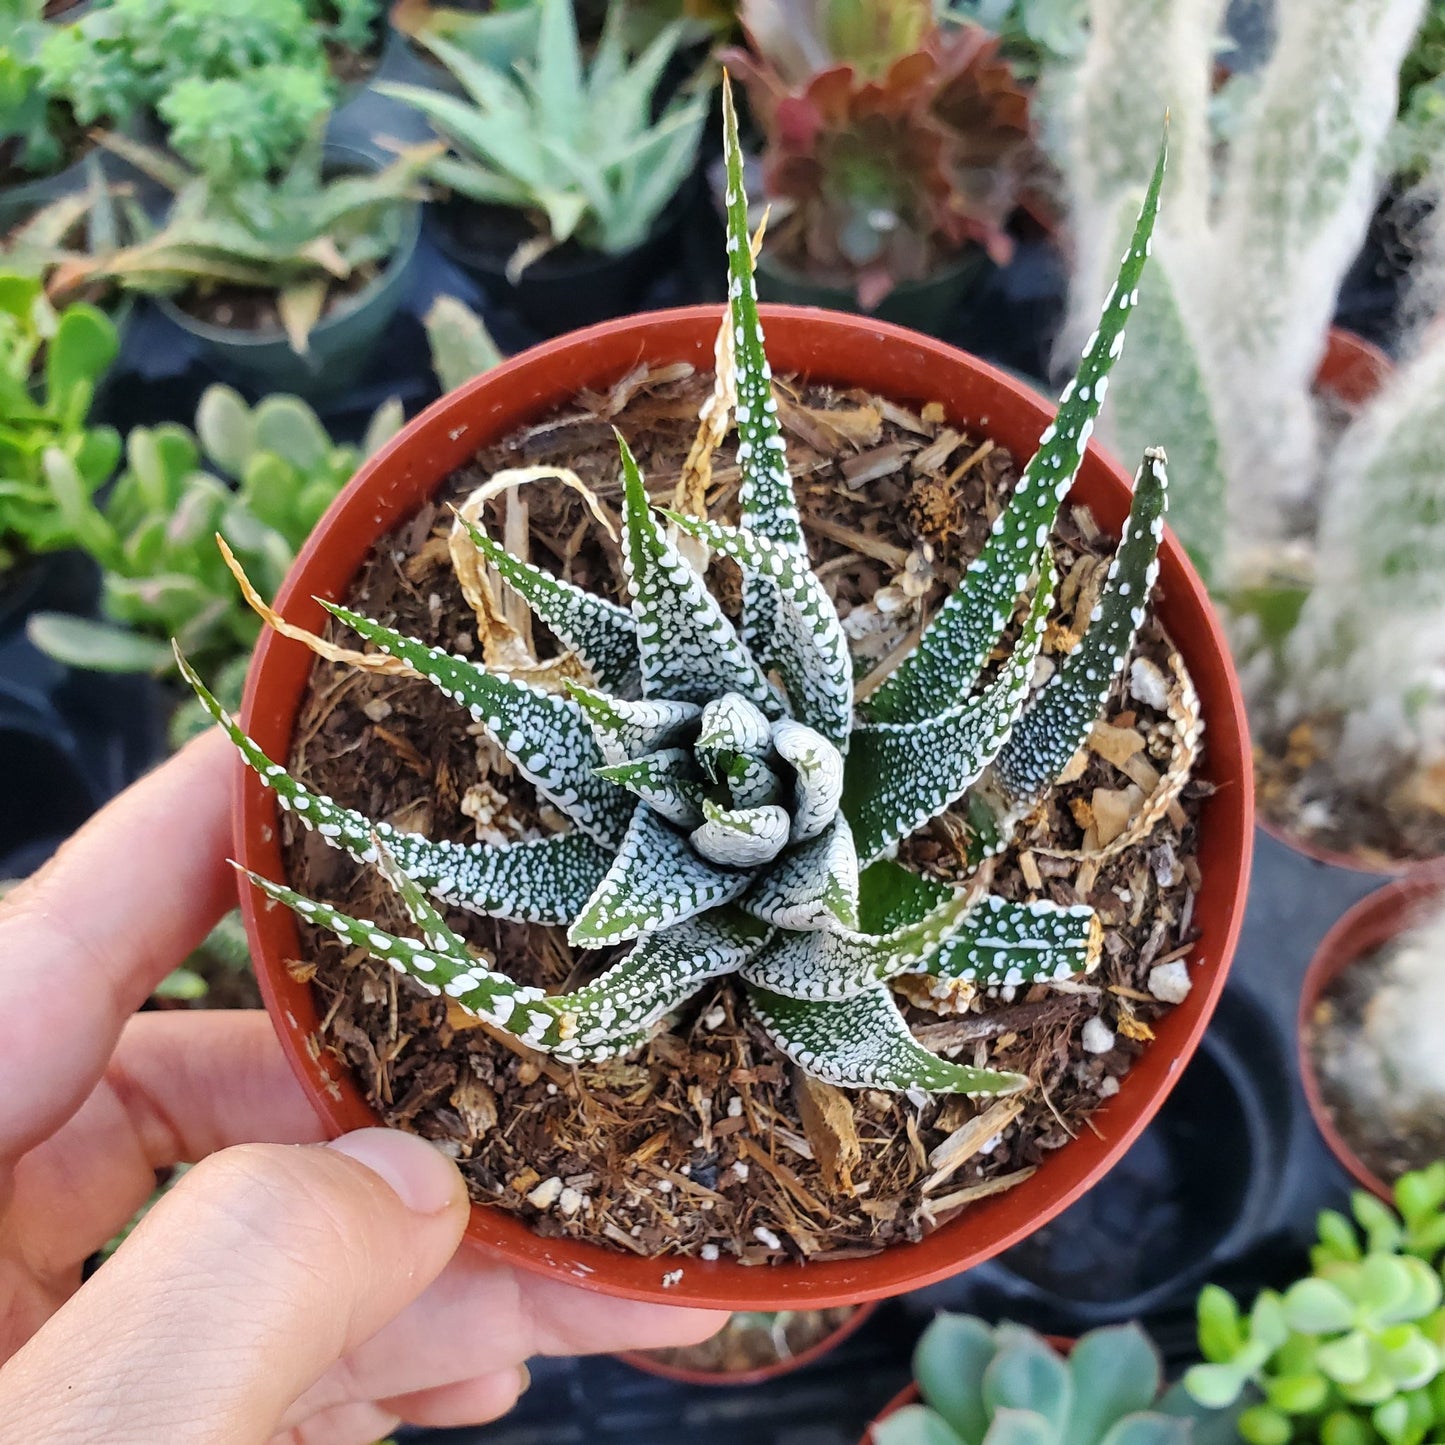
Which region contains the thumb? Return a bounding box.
[0,1129,469,1444]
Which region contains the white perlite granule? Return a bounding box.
[1082,1016,1115,1054]
[1149,959,1193,1004]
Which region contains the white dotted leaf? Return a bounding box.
[565,682,700,765]
[741,813,860,931]
[690,798,791,867]
[595,747,706,828]
[922,895,1103,988]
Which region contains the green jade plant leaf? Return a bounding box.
[183,82,1180,1093]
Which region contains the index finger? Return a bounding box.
[0,727,237,1169]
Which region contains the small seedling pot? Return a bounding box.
[1298,868,1445,1202]
[151,150,422,404]
[618,1301,878,1386]
[236,304,1254,1310]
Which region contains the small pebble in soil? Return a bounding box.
[1082,1017,1116,1054]
[1148,960,1193,1003]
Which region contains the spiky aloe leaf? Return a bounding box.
[865,135,1168,727]
[178,648,610,924]
[616,434,774,709]
[323,600,633,848]
[719,77,807,672]
[694,691,772,772]
[691,798,791,866]
[843,558,1055,864]
[568,803,751,947]
[994,448,1169,812]
[668,513,851,748]
[565,683,699,764]
[595,748,706,828]
[740,884,974,1000]
[741,814,860,930]
[746,980,1029,1094]
[771,718,845,842]
[458,516,641,695]
[924,896,1103,988]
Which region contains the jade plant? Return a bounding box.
[28,384,402,739]
[378,0,708,269]
[875,1315,1235,1444]
[726,0,1034,309]
[0,271,120,576]
[1185,1163,1445,1445]
[181,84,1176,1091]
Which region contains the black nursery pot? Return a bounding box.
[432,186,697,337]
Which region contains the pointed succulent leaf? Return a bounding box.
[871,1407,968,1445]
[994,449,1168,812]
[856,857,953,932]
[746,980,1030,1094]
[741,814,860,931]
[983,1337,1074,1431]
[726,752,782,807]
[740,883,974,1000]
[772,717,845,841]
[924,896,1103,990]
[616,433,773,708]
[323,600,633,848]
[1068,1324,1164,1445]
[565,681,699,764]
[594,748,706,828]
[371,832,471,954]
[458,517,640,695]
[668,512,852,747]
[549,909,770,1055]
[866,137,1168,727]
[844,561,1055,864]
[695,691,773,773]
[569,803,751,947]
[690,799,791,867]
[913,1314,998,1442]
[719,78,807,668]
[1095,1418,1192,1445]
[178,648,609,924]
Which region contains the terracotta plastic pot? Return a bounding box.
[236,304,1254,1310]
[1298,867,1445,1201]
[619,1301,878,1386]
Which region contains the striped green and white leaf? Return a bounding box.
[594,748,706,827]
[865,135,1168,727]
[565,682,699,765]
[747,981,1030,1094]
[924,895,1102,989]
[994,448,1169,812]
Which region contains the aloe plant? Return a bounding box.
[1185,1164,1445,1445]
[378,0,707,265]
[876,1315,1237,1445]
[182,84,1176,1090]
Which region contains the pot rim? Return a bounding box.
[1297,865,1445,1202]
[617,1300,879,1387]
[236,303,1254,1309]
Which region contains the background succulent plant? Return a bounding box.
[183,81,1178,1092]
[1185,1164,1445,1445]
[0,0,69,179]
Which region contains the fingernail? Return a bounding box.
[328,1128,463,1215]
[516,1363,531,1396]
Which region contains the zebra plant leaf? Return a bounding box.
[202,89,1181,1099]
[994,449,1169,813]
[865,134,1168,728]
[747,980,1030,1094]
[322,600,634,848]
[178,647,610,924]
[457,516,641,695]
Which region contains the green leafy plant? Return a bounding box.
[0,271,120,576]
[946,0,1086,80]
[726,0,1034,308]
[1,0,71,179]
[1393,0,1445,181]
[876,1314,1236,1444]
[28,384,402,737]
[378,0,708,267]
[389,0,545,75]
[45,133,432,354]
[1185,1163,1445,1445]
[181,84,1179,1090]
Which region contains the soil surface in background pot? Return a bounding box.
[634,1306,859,1375]
[1308,941,1445,1184]
[1255,723,1445,867]
[281,365,1209,1264]
[177,266,375,334]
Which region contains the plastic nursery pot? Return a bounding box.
[236,304,1255,1310]
[152,157,422,404]
[432,184,699,338]
[754,247,990,337]
[1298,867,1445,1202]
[618,1302,878,1387]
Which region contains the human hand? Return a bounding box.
[0,730,719,1443]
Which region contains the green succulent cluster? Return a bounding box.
[0,0,68,179]
[0,271,120,576]
[28,384,401,739]
[36,0,381,184]
[180,84,1175,1094]
[876,1314,1236,1445]
[1185,1164,1445,1445]
[380,0,708,263]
